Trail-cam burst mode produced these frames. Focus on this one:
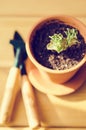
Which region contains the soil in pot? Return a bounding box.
[31,19,86,70]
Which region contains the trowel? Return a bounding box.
[0,32,23,124]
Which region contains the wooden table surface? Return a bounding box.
[0,0,86,129]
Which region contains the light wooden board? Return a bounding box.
[0,0,86,17]
[0,127,86,130]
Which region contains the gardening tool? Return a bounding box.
[20,62,40,128]
[0,32,23,124]
[0,31,40,128]
[12,32,40,128]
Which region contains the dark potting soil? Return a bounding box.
[31,19,86,70]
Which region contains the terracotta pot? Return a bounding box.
[26,15,86,84]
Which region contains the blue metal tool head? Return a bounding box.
[10,31,28,67]
[10,31,28,61]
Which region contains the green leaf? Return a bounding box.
[47,28,79,53]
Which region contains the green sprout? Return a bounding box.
[47,28,79,53]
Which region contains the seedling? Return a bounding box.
[47,28,79,53]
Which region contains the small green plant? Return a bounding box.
[47,28,79,53]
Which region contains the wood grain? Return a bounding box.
[0,0,86,17]
[0,127,85,130]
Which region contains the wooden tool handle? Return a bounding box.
[0,67,20,124]
[21,75,40,128]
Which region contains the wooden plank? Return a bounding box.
[0,0,86,17]
[0,127,85,130]
[0,17,41,67]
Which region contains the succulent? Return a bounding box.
[47,28,79,53]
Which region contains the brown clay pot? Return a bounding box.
[26,15,86,84]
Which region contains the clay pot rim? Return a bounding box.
[26,15,86,74]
